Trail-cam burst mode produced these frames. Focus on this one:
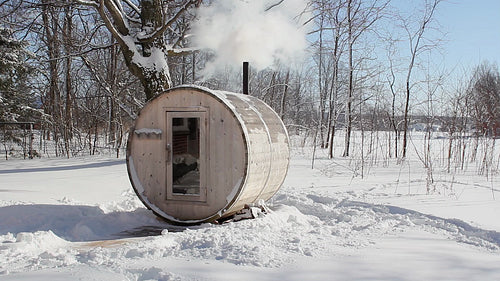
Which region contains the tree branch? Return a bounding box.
[103,0,129,35]
[166,47,198,56]
[93,0,128,48]
[80,55,138,119]
[122,0,140,15]
[74,0,99,8]
[137,0,196,43]
[265,0,285,12]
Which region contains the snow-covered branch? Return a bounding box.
[122,0,140,15]
[74,0,99,7]
[137,0,197,43]
[103,0,130,35]
[166,46,198,57]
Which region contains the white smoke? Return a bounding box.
[192,0,311,77]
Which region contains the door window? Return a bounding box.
[166,111,207,202]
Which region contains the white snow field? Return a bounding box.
[1,133,500,280]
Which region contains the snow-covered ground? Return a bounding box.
[1,134,500,280]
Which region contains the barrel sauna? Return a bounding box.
[126,85,289,224]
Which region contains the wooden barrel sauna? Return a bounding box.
[126,85,289,224]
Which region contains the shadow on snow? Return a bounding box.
[0,204,187,242]
[0,159,125,174]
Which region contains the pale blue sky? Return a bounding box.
[435,0,500,69]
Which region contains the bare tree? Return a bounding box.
[75,0,200,101]
[326,1,347,159]
[62,4,74,158]
[311,0,348,157]
[384,37,401,159]
[40,0,64,155]
[467,61,500,137]
[400,0,442,158]
[316,6,329,149]
[343,0,387,157]
[443,70,470,173]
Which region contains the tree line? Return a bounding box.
[0,0,499,167]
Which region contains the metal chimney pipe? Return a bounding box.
[243,62,249,95]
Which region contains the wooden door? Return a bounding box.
[166,110,208,202]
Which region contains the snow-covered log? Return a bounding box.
[126,85,289,224]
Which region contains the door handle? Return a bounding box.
[166,143,171,162]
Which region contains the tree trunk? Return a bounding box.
[280,70,290,120]
[402,81,410,158]
[63,5,73,158]
[317,13,326,149]
[107,41,118,145]
[41,0,61,156]
[328,37,340,159]
[137,0,172,100]
[343,0,353,157]
[401,0,440,158]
